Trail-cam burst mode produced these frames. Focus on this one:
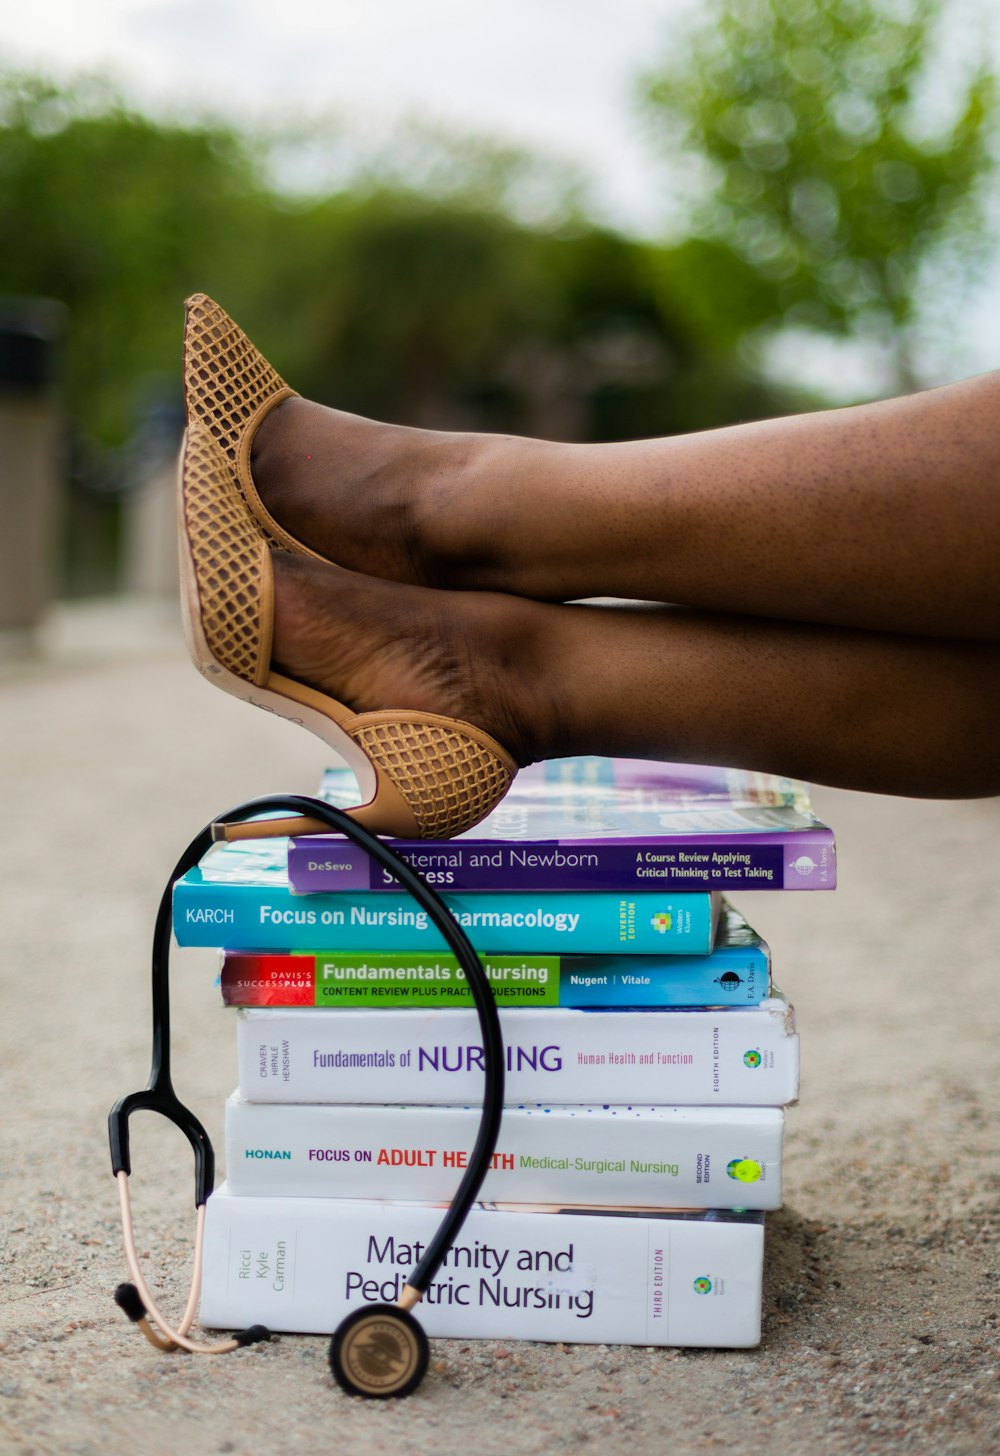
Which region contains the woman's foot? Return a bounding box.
[269,549,559,769]
[252,397,581,598]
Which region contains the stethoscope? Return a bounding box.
[109,794,505,1399]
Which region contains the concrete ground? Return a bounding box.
[1,598,998,1456]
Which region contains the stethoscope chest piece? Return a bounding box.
[330,1304,430,1399]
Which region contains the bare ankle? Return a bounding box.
[251,398,594,602]
[269,551,556,768]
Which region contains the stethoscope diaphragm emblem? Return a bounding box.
[330,1303,430,1399]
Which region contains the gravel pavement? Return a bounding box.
[1,598,998,1456]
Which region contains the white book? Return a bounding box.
[225,1096,784,1209]
[235,999,798,1106]
[200,1185,764,1347]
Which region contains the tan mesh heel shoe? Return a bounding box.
[178,418,517,839]
[183,293,330,562]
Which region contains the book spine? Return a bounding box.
[235,1001,799,1105]
[174,884,720,955]
[287,830,836,892]
[200,1187,764,1347]
[219,943,771,1009]
[224,1099,784,1208]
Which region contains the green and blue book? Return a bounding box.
[218,904,770,1008]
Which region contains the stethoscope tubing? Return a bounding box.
[109,793,506,1316]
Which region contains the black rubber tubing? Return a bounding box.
[108,793,506,1295]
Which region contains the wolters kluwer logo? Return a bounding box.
[727,1157,763,1183]
[693,1277,713,1295]
[650,911,673,934]
[743,1049,762,1068]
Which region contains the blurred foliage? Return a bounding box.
[0,66,791,468]
[0,71,273,446]
[257,110,593,228]
[640,0,998,388]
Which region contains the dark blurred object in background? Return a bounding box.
[0,297,66,633]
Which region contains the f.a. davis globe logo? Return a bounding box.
[791,854,817,877]
[743,1048,762,1068]
[693,1276,713,1295]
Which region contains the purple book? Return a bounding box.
[287,756,835,894]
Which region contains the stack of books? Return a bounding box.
[172,756,835,1349]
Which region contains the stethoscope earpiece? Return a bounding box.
[110,793,504,1397]
[114,1282,146,1322]
[329,1304,430,1399]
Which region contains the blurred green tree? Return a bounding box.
[257,198,784,440]
[640,0,998,390]
[0,67,791,455]
[0,71,273,444]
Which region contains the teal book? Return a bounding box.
[174,839,721,955]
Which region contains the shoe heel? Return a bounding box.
[348,712,516,840]
[214,719,516,842]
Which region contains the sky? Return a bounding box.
[1,0,996,395]
[0,0,686,234]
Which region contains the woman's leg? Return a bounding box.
[272,552,1000,799]
[253,369,1000,640]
